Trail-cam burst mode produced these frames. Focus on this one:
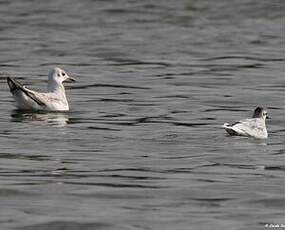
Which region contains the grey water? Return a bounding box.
[0,0,285,229]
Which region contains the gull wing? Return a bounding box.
[225,118,265,137]
[7,77,47,107]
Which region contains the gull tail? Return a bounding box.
[222,123,230,128]
[223,122,239,135]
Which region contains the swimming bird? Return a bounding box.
[223,107,268,139]
[7,67,75,111]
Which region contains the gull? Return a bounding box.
[223,107,268,139]
[7,67,75,111]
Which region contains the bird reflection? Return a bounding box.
[10,110,69,127]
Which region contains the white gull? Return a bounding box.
[223,107,268,139]
[7,67,75,111]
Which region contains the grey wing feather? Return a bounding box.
[7,77,47,106]
[228,121,241,127]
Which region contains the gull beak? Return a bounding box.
[65,75,76,82]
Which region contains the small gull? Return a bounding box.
[7,67,75,111]
[223,107,268,139]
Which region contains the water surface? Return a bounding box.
[0,0,285,229]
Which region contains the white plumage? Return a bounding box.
[7,67,75,111]
[223,107,268,139]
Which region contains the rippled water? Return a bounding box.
[0,0,285,229]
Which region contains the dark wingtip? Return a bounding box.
[7,77,17,92]
[7,76,12,83]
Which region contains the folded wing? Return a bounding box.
[7,77,47,107]
[223,119,261,137]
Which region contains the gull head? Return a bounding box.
[48,67,75,92]
[48,67,75,85]
[252,107,268,120]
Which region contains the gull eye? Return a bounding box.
[57,73,60,77]
[62,72,66,76]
